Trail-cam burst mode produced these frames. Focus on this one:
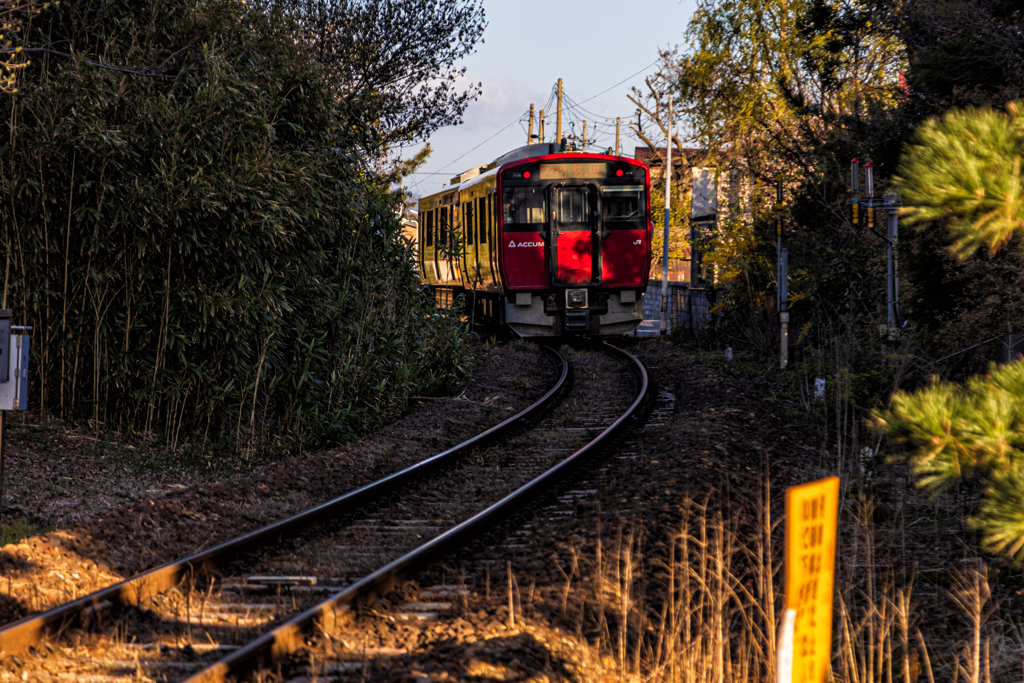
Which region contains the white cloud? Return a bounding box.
[457,77,546,132]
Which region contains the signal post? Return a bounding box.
[847,158,902,342]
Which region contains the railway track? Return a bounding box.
[0,341,650,682]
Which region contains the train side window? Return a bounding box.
[490,195,496,241]
[425,210,434,247]
[466,202,475,245]
[439,207,448,245]
[483,197,489,244]
[476,197,485,244]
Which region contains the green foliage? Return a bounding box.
[668,0,907,358]
[649,184,691,275]
[678,0,903,161]
[0,516,53,547]
[0,0,469,457]
[897,102,1024,259]
[266,0,485,155]
[873,360,1024,562]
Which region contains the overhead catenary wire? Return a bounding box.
[407,110,529,181]
[575,59,659,106]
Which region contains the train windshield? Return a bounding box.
[503,187,547,229]
[602,185,645,229]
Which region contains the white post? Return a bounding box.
[660,94,672,336]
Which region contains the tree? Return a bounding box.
[1,0,468,455]
[896,102,1024,259]
[676,0,904,177]
[264,0,485,157]
[628,51,692,278]
[902,0,1024,114]
[872,360,1024,562]
[870,98,1024,564]
[661,0,906,355]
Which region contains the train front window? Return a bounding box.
[503,187,546,231]
[556,188,590,229]
[602,186,645,229]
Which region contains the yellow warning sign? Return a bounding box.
[782,476,839,683]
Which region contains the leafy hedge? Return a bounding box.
[0,0,468,454]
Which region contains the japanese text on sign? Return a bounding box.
[781,476,839,683]
[539,163,607,179]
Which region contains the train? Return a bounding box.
[416,142,652,337]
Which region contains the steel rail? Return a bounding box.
[0,346,569,658]
[183,342,650,683]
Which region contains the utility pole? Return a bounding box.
[538,109,545,143]
[528,104,535,144]
[886,193,900,336]
[660,94,673,336]
[556,78,563,146]
[615,117,621,156]
[866,162,875,234]
[776,175,788,369]
[582,121,588,151]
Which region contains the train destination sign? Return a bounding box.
[778,476,839,683]
[539,162,607,179]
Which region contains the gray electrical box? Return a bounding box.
[0,334,29,410]
[0,310,11,384]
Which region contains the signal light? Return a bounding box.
[616,169,623,177]
[523,171,531,179]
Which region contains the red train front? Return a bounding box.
[418,143,651,337]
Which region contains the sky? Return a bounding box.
[402,0,699,199]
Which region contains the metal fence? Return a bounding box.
[643,282,716,334]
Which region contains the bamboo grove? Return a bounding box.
[0,0,470,456]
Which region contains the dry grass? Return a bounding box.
[545,483,1023,683]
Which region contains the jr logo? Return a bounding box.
[634,239,642,245]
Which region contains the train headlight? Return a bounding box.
[566,289,588,309]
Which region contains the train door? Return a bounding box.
[454,203,465,284]
[423,209,436,282]
[487,194,498,286]
[465,199,475,286]
[475,196,486,284]
[550,184,599,285]
[438,205,453,282]
[432,209,441,281]
[475,196,483,284]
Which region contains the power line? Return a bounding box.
[411,111,529,181]
[575,59,660,106]
[411,61,663,189]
